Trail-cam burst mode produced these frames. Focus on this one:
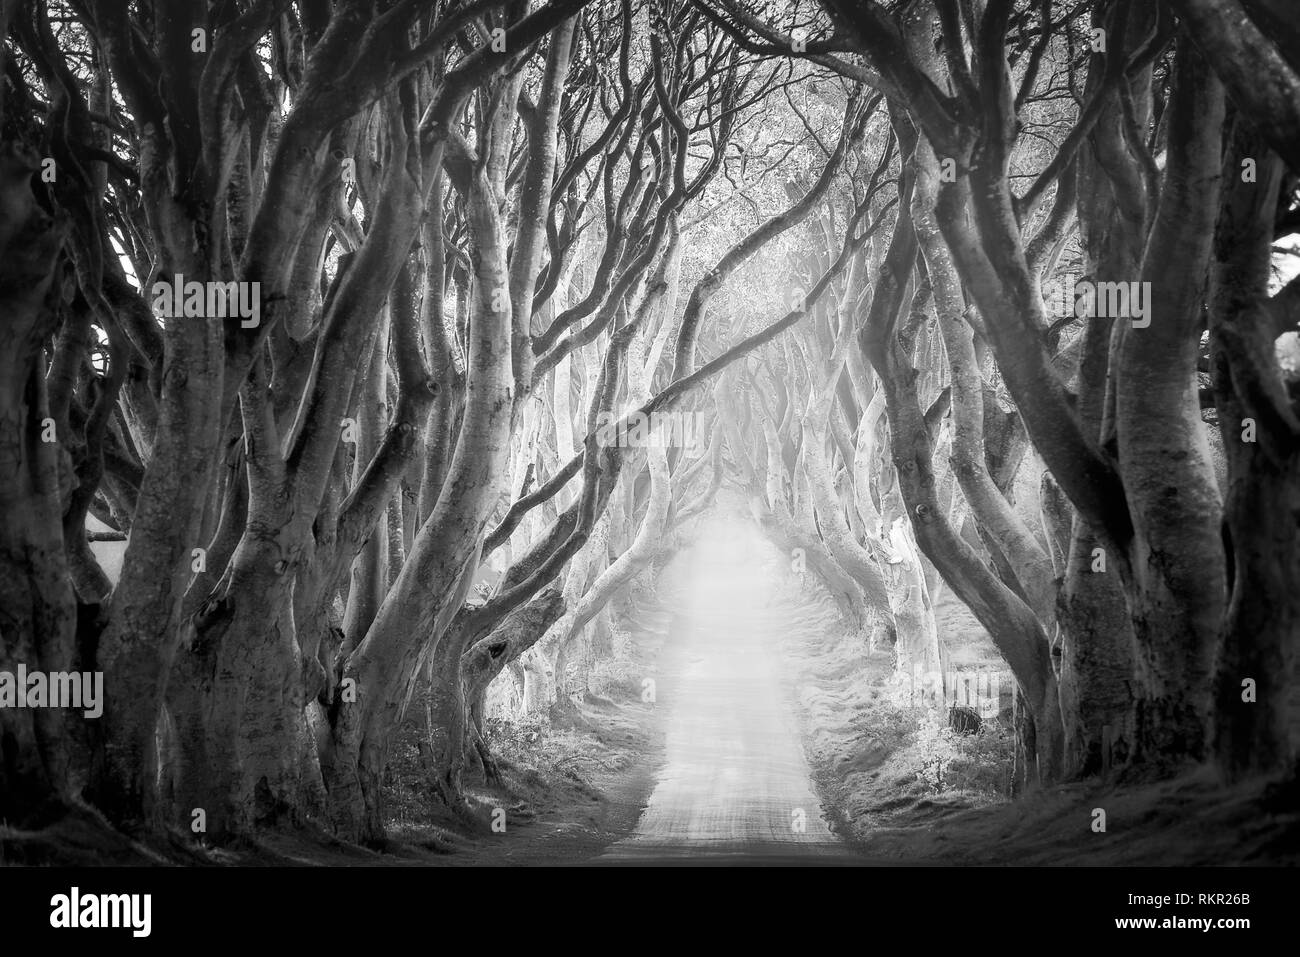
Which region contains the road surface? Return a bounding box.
[600,523,854,864]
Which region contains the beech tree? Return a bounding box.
[2,0,1296,854]
[704,0,1299,784]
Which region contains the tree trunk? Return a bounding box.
[1116,42,1226,765]
[342,307,392,642]
[0,144,76,822]
[328,164,515,843]
[1209,122,1298,779]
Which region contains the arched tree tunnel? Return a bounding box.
[1,0,1298,872]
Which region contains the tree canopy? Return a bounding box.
[1,0,1297,850]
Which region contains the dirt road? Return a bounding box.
[600,525,853,863]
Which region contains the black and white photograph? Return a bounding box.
[0,0,1295,938]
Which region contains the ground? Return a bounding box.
[4,517,1298,866]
